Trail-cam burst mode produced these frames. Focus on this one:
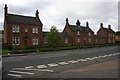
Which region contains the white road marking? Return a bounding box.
[25,66,33,69]
[37,65,47,69]
[48,63,59,67]
[116,53,120,55]
[98,55,105,58]
[85,58,93,61]
[8,74,22,77]
[9,70,34,75]
[58,62,69,65]
[13,68,53,72]
[113,53,117,56]
[107,54,113,57]
[68,60,78,63]
[92,56,99,59]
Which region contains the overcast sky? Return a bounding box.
[0,0,119,34]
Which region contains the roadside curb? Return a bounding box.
[2,54,26,57]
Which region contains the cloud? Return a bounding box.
[0,1,118,33]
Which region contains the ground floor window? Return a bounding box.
[12,37,20,45]
[78,38,80,43]
[89,38,91,42]
[33,38,38,45]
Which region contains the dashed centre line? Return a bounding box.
[48,63,59,67]
[58,62,69,65]
[37,65,47,69]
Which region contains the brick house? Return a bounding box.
[3,4,44,47]
[97,23,115,44]
[62,18,95,46]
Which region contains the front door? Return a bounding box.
[24,40,28,46]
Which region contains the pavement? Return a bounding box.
[56,59,119,78]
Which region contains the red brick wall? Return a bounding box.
[5,23,43,47]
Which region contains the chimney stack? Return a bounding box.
[108,25,111,29]
[35,10,39,19]
[100,23,103,28]
[65,18,69,26]
[4,4,8,17]
[76,20,80,26]
[86,21,89,27]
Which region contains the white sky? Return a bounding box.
[0,0,119,34]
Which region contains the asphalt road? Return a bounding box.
[2,46,120,78]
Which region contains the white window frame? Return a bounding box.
[32,38,38,45]
[89,38,91,42]
[77,31,80,35]
[25,28,28,32]
[12,37,20,45]
[96,39,98,43]
[33,27,38,33]
[78,38,80,43]
[12,25,19,33]
[65,38,68,44]
[89,32,91,36]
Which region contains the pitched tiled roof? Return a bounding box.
[69,25,94,33]
[103,28,115,33]
[61,32,71,38]
[7,14,43,26]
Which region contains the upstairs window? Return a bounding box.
[77,31,80,35]
[33,38,38,45]
[12,37,20,45]
[89,32,91,36]
[13,25,19,33]
[33,27,38,33]
[25,28,28,32]
[65,38,68,44]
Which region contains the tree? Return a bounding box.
[46,26,62,47]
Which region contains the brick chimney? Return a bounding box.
[108,24,111,29]
[4,4,8,17]
[66,18,69,26]
[86,21,89,27]
[76,20,80,26]
[35,10,39,19]
[100,23,103,28]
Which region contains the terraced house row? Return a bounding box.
[3,4,115,47]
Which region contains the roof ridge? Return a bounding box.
[8,13,36,18]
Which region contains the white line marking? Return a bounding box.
[13,68,54,72]
[85,58,93,61]
[92,56,99,59]
[8,74,22,77]
[98,56,105,58]
[68,60,78,63]
[37,65,47,69]
[116,53,120,55]
[113,53,117,56]
[48,63,59,67]
[25,66,33,69]
[58,62,69,65]
[9,70,34,75]
[107,54,113,57]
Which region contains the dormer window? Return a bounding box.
[89,32,91,36]
[13,25,19,33]
[77,31,80,35]
[33,27,38,33]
